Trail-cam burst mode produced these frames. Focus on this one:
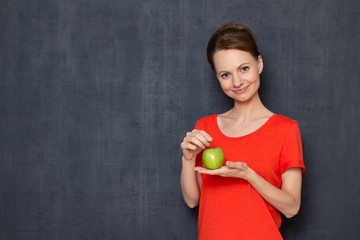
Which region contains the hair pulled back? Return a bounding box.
[207,22,260,71]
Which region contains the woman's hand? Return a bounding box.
[181,129,212,160]
[195,160,303,218]
[194,161,251,179]
[180,129,212,208]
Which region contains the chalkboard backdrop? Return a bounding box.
[1,0,359,239]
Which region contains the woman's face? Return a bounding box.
[213,49,263,103]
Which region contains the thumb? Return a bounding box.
[226,161,237,168]
[226,161,246,169]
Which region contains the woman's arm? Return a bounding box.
[181,156,201,208]
[180,130,212,208]
[195,162,302,218]
[246,166,302,218]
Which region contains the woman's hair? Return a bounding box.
[207,22,260,71]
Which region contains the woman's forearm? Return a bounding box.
[245,168,302,218]
[180,156,201,208]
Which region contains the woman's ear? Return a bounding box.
[257,55,263,74]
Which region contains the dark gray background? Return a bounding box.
[1,0,359,239]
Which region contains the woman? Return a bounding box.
[180,22,305,240]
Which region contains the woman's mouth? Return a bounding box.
[232,86,249,94]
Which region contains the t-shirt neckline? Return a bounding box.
[213,114,278,141]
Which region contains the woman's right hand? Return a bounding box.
[181,130,213,161]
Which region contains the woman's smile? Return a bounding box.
[232,86,249,94]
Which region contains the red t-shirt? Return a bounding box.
[194,114,305,240]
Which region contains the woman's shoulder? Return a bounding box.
[271,114,299,130]
[197,114,217,122]
[274,114,298,124]
[195,114,218,129]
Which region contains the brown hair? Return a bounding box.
[206,22,260,71]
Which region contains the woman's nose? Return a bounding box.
[232,73,243,87]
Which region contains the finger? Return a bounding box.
[212,166,228,175]
[194,167,213,174]
[194,167,205,171]
[226,161,246,169]
[226,161,235,168]
[181,141,198,152]
[195,167,225,175]
[186,130,212,147]
[197,130,213,143]
[184,129,210,147]
[187,130,212,147]
[192,132,211,148]
[181,140,196,150]
[186,136,206,150]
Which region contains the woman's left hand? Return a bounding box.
[194,161,251,180]
[195,161,303,218]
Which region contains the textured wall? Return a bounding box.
[1,0,359,239]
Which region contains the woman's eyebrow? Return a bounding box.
[217,62,250,75]
[238,62,250,68]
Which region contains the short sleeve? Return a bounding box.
[279,122,305,175]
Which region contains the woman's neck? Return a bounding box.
[224,92,272,121]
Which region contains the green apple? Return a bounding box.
[202,143,224,170]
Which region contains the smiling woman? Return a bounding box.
[180,22,305,240]
[213,49,263,103]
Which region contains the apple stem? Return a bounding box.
[210,141,212,149]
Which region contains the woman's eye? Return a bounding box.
[221,73,230,79]
[241,66,249,72]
